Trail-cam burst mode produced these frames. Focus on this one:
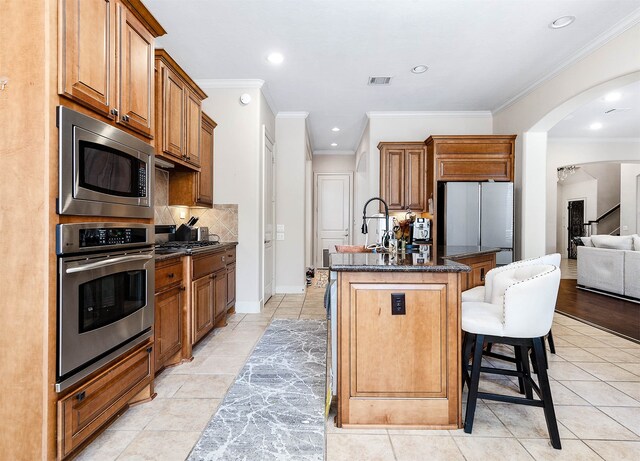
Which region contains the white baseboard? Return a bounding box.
[234,301,262,313]
[275,285,306,294]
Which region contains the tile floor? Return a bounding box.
[78,280,639,461]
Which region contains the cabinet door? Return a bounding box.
[213,268,227,326]
[405,148,426,211]
[154,286,183,371]
[197,115,215,206]
[184,89,202,167]
[117,2,154,137]
[59,0,114,117]
[384,149,405,210]
[226,262,236,310]
[192,276,213,344]
[161,66,185,159]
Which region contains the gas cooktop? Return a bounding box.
[155,240,221,255]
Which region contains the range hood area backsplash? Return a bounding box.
[155,168,238,241]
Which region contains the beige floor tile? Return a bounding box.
[302,306,327,314]
[564,324,612,336]
[574,362,640,382]
[548,380,590,406]
[272,311,300,319]
[597,406,640,436]
[553,324,588,336]
[452,436,534,461]
[326,433,395,461]
[561,335,610,348]
[173,374,235,399]
[171,354,248,375]
[608,381,640,401]
[270,293,285,301]
[584,440,640,461]
[554,347,606,362]
[75,429,139,461]
[283,293,306,301]
[226,313,245,322]
[153,373,188,399]
[145,398,220,432]
[455,402,512,437]
[554,405,638,440]
[391,434,464,461]
[615,362,640,376]
[547,361,599,381]
[487,402,576,440]
[116,430,201,461]
[107,399,162,431]
[620,348,640,358]
[274,306,303,314]
[300,313,327,320]
[201,339,257,357]
[560,381,640,407]
[276,301,304,308]
[241,313,273,322]
[582,347,640,363]
[596,335,640,348]
[518,438,602,460]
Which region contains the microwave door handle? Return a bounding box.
[65,254,153,274]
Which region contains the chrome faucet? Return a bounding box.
[361,197,390,243]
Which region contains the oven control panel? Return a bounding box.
[56,223,154,255]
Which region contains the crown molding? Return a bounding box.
[276,112,309,119]
[493,8,640,114]
[548,136,640,143]
[313,149,355,156]
[366,111,492,119]
[195,79,265,89]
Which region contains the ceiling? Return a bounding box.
[548,80,640,138]
[143,0,640,153]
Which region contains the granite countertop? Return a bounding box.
[329,250,470,273]
[439,246,502,259]
[154,242,238,262]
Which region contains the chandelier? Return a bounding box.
[557,165,576,181]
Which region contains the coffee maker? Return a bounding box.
[412,218,431,243]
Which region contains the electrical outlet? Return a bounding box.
[277,224,285,232]
[179,210,186,219]
[276,232,285,241]
[391,293,406,315]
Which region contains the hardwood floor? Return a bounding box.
[556,279,640,341]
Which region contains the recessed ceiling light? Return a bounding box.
[604,92,621,102]
[267,52,284,65]
[589,122,602,130]
[549,16,575,29]
[331,127,340,132]
[331,143,338,147]
[411,65,428,74]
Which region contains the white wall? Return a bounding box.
[621,163,640,235]
[493,23,640,258]
[274,115,308,293]
[200,86,274,312]
[545,139,640,252]
[353,122,370,245]
[556,177,597,256]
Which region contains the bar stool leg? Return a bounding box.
[532,336,561,449]
[516,345,533,399]
[547,330,556,354]
[464,334,485,434]
[462,333,473,392]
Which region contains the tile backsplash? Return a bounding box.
[154,168,238,241]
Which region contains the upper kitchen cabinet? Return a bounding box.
[169,112,216,207]
[155,49,208,169]
[58,0,165,138]
[379,142,427,212]
[426,135,516,182]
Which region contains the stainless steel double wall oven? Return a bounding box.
[56,107,156,392]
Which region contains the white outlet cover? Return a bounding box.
[276,232,285,240]
[277,224,285,232]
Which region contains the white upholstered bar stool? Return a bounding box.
[461,264,562,449]
[462,253,561,355]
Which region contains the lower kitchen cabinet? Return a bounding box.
[57,341,153,459]
[192,274,215,344]
[154,285,184,371]
[226,262,236,312]
[214,267,227,325]
[452,253,496,291]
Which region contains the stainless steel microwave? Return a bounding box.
[57,106,154,218]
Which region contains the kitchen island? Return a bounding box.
[330,250,472,429]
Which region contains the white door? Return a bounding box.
[315,173,351,268]
[263,129,275,303]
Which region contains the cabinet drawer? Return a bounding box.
[224,248,236,264]
[155,258,183,292]
[58,342,153,459]
[436,157,512,182]
[192,251,225,279]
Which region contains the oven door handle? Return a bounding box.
[65,254,153,274]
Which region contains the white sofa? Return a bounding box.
[577,234,640,300]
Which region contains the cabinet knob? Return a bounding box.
[76,391,86,402]
[167,273,175,278]
[110,108,119,116]
[122,114,130,122]
[146,346,153,354]
[222,256,225,261]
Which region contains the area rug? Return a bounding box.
[313,269,329,288]
[188,319,327,461]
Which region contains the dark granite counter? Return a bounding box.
[329,250,470,273]
[154,242,237,262]
[439,246,501,259]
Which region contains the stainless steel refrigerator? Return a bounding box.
[440,182,514,265]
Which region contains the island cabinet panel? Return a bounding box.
[337,271,461,429]
[352,284,447,396]
[450,253,496,292]
[192,275,214,344]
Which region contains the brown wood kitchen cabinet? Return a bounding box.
[169,112,216,207]
[154,257,185,373]
[226,248,237,312]
[448,252,496,292]
[155,49,208,169]
[378,142,427,212]
[426,135,516,182]
[58,0,165,138]
[191,249,229,345]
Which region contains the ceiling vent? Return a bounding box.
[604,108,631,114]
[368,76,392,85]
